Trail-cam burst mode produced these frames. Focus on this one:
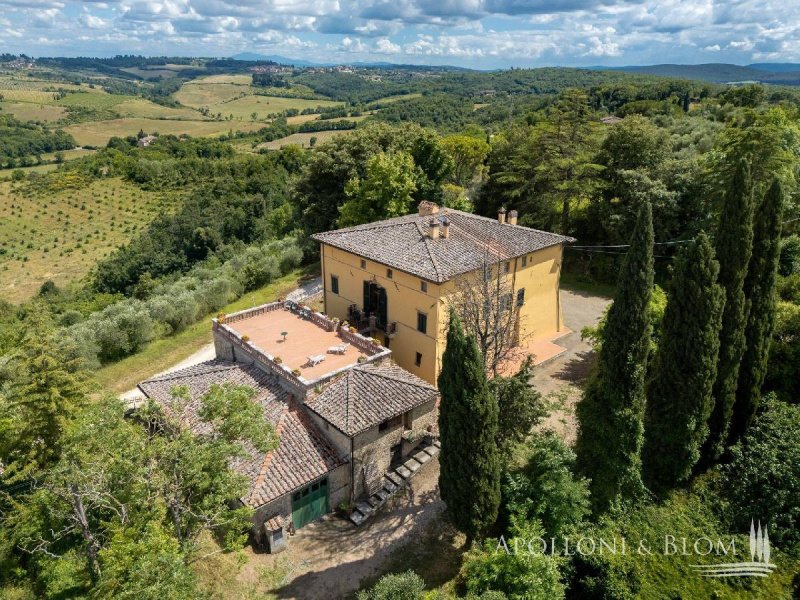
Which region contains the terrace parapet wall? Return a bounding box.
[213,301,392,395]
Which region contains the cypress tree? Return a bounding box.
[704,159,755,462]
[642,233,725,491]
[438,308,501,541]
[576,200,654,513]
[729,179,784,444]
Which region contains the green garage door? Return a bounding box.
[291,478,328,530]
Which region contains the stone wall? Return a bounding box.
[250,462,349,545]
[350,398,438,499]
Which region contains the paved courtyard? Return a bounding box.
[534,288,611,443]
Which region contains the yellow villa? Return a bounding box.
[312,202,575,384]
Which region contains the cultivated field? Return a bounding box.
[174,75,342,120]
[64,118,265,146]
[113,98,205,120]
[0,149,96,175]
[0,101,67,122]
[0,175,178,302]
[259,129,355,150]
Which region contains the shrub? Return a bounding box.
[719,395,800,549]
[91,301,155,362]
[779,234,800,276]
[502,431,590,539]
[764,301,800,401]
[460,518,564,600]
[356,571,425,600]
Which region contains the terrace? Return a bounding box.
[213,301,390,389]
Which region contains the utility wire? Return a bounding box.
[566,247,673,258]
[569,239,694,249]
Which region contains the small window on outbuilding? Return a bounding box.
[331,275,339,294]
[415,352,422,367]
[387,268,393,279]
[504,262,511,274]
[360,259,367,269]
[517,288,525,306]
[420,280,428,293]
[522,255,527,267]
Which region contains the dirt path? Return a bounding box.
[240,461,446,600]
[534,288,611,444]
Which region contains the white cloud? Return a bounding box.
[0,0,798,67]
[374,37,400,53]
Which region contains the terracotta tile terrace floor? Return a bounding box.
[227,309,371,380]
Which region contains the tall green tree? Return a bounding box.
[438,309,501,542]
[2,314,86,481]
[576,200,654,513]
[491,357,546,459]
[642,233,725,491]
[483,89,603,234]
[337,150,417,227]
[440,134,489,188]
[729,179,784,445]
[704,159,755,462]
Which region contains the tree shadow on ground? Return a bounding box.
[554,350,596,384]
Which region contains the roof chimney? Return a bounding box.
[429,219,440,239]
[441,217,451,239]
[418,201,440,217]
[498,206,507,224]
[508,209,518,226]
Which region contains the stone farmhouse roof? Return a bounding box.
[312,208,574,283]
[138,360,345,509]
[305,362,438,436]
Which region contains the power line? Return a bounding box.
[569,239,694,249]
[566,247,674,259]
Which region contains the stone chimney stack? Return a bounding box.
[508,209,518,226]
[498,206,507,224]
[441,217,451,239]
[429,219,440,239]
[419,201,440,217]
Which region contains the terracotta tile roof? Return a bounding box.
[312,208,574,283]
[305,362,438,436]
[138,360,346,509]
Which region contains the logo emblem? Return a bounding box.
[692,520,777,578]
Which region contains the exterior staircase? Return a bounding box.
[349,438,440,526]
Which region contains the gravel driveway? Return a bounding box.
[534,287,611,443]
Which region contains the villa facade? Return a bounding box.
[313,202,574,384]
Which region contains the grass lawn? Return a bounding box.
[0,176,177,302]
[63,117,265,146]
[93,267,315,393]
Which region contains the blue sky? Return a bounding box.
[1,0,798,69]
